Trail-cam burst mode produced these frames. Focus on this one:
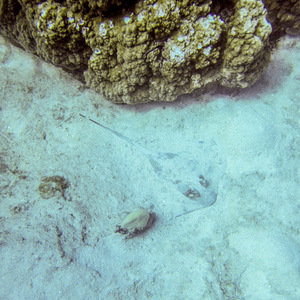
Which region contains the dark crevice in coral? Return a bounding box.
[210,0,235,24]
[13,0,22,16]
[103,0,140,18]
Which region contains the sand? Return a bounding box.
[0,35,299,299]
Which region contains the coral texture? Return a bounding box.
[0,0,298,104]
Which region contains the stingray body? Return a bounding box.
[80,114,219,215]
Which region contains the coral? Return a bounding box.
[219,0,272,88]
[0,0,298,104]
[85,0,224,103]
[263,0,300,36]
[38,176,70,200]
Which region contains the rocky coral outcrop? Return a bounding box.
[0,0,299,104]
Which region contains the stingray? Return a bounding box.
[80,114,219,216]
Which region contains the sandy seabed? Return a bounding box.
[0,35,299,299]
